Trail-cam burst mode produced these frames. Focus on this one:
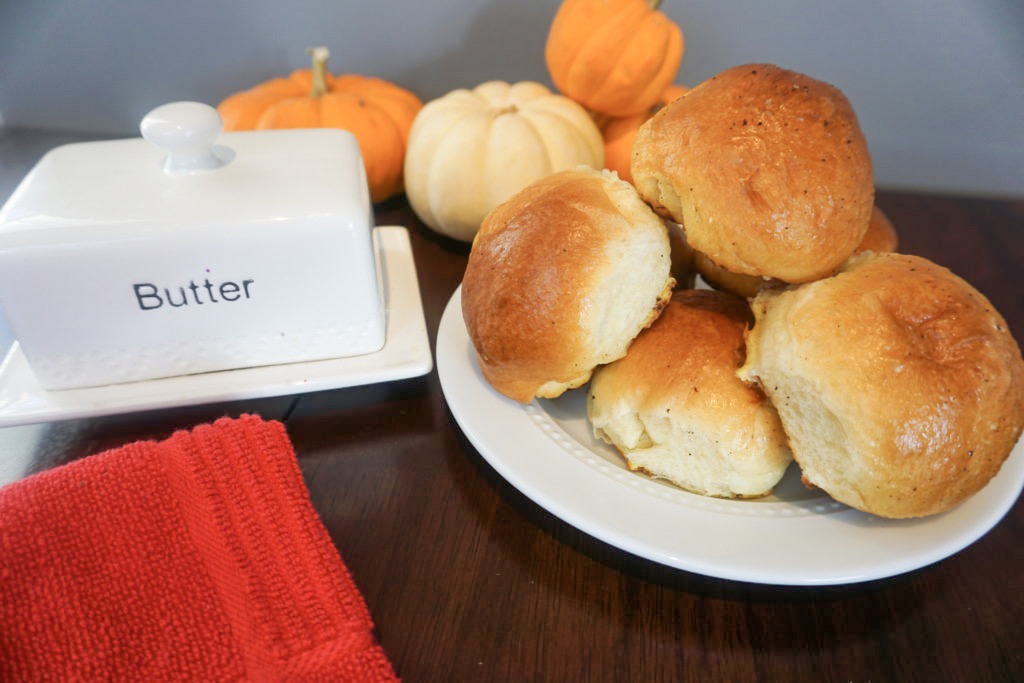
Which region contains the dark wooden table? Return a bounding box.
[2,127,1022,681]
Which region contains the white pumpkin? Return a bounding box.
[403,80,604,242]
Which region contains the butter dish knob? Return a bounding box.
[140,101,231,172]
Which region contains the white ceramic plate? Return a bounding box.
[0,226,432,427]
[437,286,1024,586]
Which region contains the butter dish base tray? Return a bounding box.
[0,226,432,427]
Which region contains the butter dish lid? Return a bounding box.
[0,102,372,244]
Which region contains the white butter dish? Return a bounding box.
[0,226,432,427]
[0,102,384,390]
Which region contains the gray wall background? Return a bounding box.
[0,0,1022,198]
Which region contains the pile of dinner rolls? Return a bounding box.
[460,63,1024,519]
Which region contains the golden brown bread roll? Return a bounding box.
[696,204,899,298]
[666,219,696,288]
[738,252,1024,518]
[631,63,875,284]
[588,290,792,498]
[692,252,781,300]
[856,204,899,254]
[462,167,675,403]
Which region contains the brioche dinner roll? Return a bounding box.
[739,252,1024,518]
[588,290,792,498]
[693,252,781,301]
[856,204,899,254]
[631,63,874,284]
[462,167,675,403]
[696,204,899,299]
[666,220,697,288]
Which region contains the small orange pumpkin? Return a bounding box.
[217,47,422,203]
[601,83,688,184]
[546,0,684,118]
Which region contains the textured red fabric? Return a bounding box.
[0,414,398,682]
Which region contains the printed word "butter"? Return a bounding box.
[133,278,255,311]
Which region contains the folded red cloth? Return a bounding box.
[0,414,398,682]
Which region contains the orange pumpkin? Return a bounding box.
[545,0,684,118]
[601,83,687,184]
[217,47,422,203]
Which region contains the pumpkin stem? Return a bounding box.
[307,46,330,98]
[648,0,663,9]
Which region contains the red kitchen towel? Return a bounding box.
[0,414,398,682]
